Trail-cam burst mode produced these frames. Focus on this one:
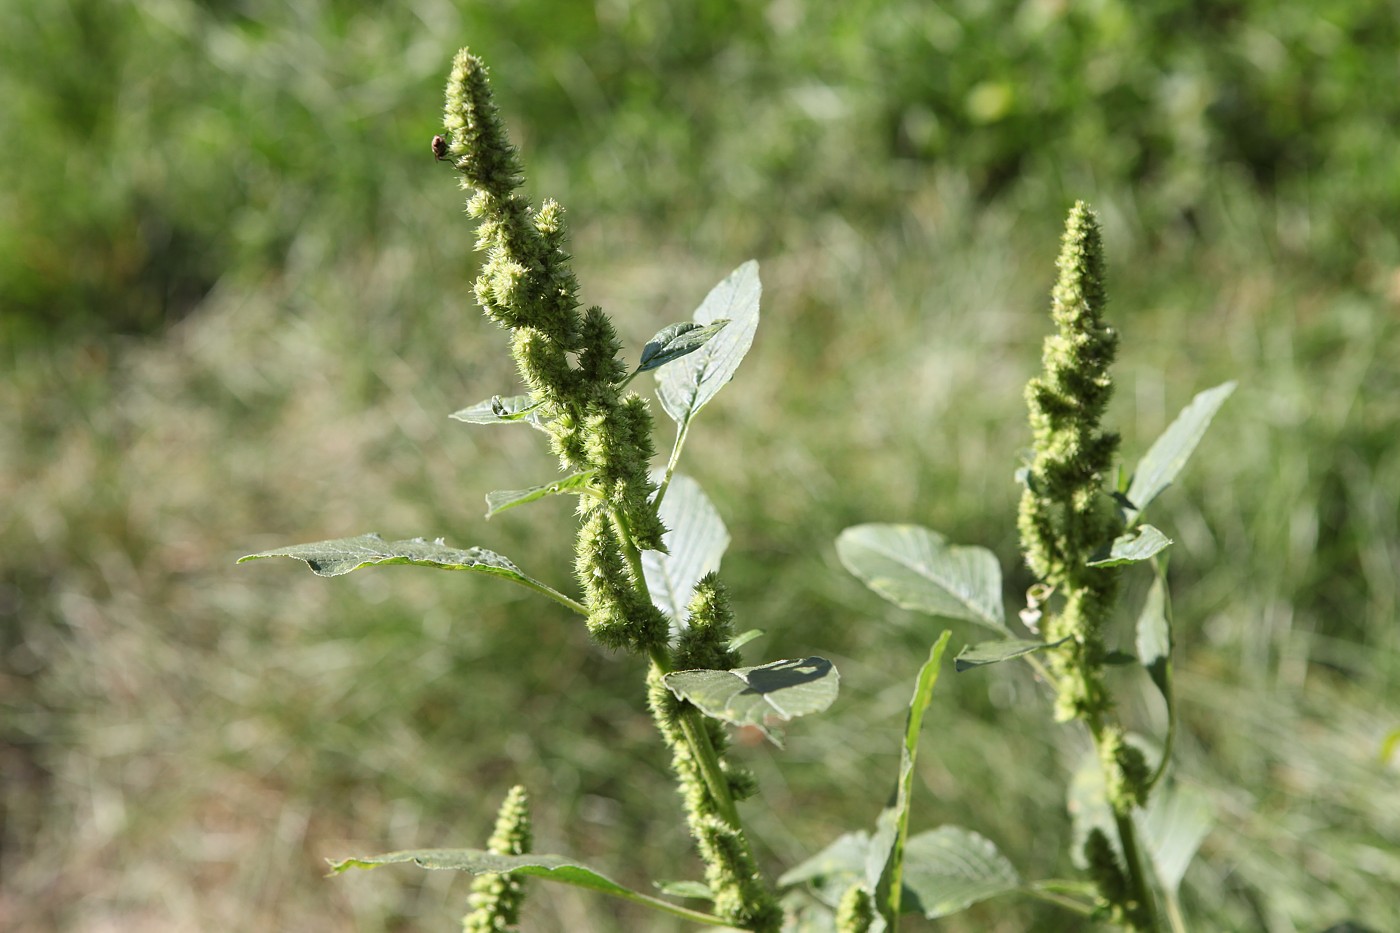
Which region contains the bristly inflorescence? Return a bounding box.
[443,48,667,653]
[1017,201,1123,722]
[463,785,532,932]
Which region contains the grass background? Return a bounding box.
[3,1,1398,930]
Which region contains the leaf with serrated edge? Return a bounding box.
[1087,525,1173,567]
[1124,381,1236,522]
[638,320,730,373]
[642,474,729,622]
[450,394,546,429]
[239,533,525,578]
[657,261,760,425]
[485,471,595,519]
[837,524,1008,633]
[954,637,1068,672]
[663,657,838,741]
[328,849,723,925]
[900,827,1020,919]
[237,533,579,610]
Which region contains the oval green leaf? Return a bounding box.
[837,524,1008,634]
[900,827,1021,919]
[657,261,760,426]
[641,474,730,622]
[663,657,839,740]
[1124,381,1236,522]
[638,320,730,373]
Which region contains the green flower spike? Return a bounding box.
[463,785,532,932]
[1017,200,1123,723]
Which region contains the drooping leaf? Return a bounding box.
[485,471,595,519]
[1087,525,1173,567]
[638,320,731,373]
[1140,780,1212,894]
[1124,381,1236,522]
[642,474,729,622]
[657,261,760,426]
[837,525,1008,634]
[953,637,1068,672]
[450,393,546,429]
[900,827,1021,919]
[328,849,723,925]
[869,631,953,920]
[663,657,838,741]
[1135,569,1171,703]
[237,533,582,613]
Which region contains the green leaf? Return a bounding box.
[836,525,1008,634]
[1135,570,1171,703]
[450,393,546,429]
[237,533,586,615]
[728,629,763,651]
[900,827,1021,919]
[485,471,595,519]
[1140,780,1212,894]
[953,637,1068,672]
[328,849,726,926]
[641,474,729,622]
[869,631,954,921]
[779,832,872,888]
[657,261,760,426]
[1124,381,1236,522]
[638,320,731,373]
[663,657,839,741]
[1087,525,1173,567]
[654,880,714,900]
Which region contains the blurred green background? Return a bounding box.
[3,0,1397,929]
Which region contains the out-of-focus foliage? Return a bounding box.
[5,0,1398,344]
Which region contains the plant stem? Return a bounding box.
[653,415,693,511]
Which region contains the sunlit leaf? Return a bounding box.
[237,533,581,612]
[1124,381,1236,522]
[663,657,838,741]
[657,261,760,425]
[239,533,526,579]
[837,524,1007,633]
[1087,525,1173,567]
[638,320,730,373]
[869,632,953,920]
[954,637,1068,672]
[485,471,595,519]
[450,393,546,429]
[642,474,730,622]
